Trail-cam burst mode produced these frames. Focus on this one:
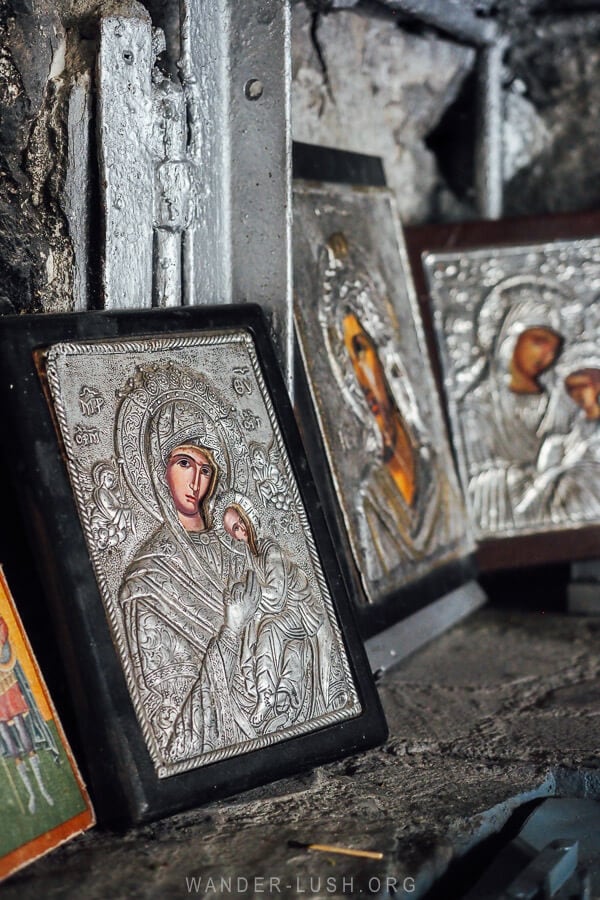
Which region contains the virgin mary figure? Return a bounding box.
[459,278,566,535]
[116,362,255,768]
[317,232,460,599]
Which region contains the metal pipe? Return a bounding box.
[331,0,499,46]
[475,36,508,220]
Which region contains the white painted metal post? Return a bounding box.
[181,0,294,392]
[98,17,154,310]
[98,6,294,390]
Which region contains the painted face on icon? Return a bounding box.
[166,445,214,527]
[342,310,417,505]
[565,368,600,420]
[509,327,562,393]
[342,312,394,436]
[223,506,249,544]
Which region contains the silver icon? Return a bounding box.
[45,331,360,778]
[294,184,472,604]
[424,238,600,539]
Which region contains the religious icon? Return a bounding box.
[0,569,93,881]
[293,183,472,616]
[422,237,600,543]
[0,303,388,828]
[40,331,362,779]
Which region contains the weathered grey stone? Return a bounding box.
[504,22,600,215]
[0,0,149,315]
[0,1,67,313]
[5,1,600,317]
[4,609,599,898]
[291,6,475,223]
[292,5,600,221]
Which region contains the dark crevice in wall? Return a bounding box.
[425,71,478,208]
[309,11,334,104]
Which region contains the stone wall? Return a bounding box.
[291,5,600,224]
[291,5,475,222]
[1,2,600,314]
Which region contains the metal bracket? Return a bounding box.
[97,18,155,311]
[328,0,499,46]
[475,35,509,220]
[365,580,486,676]
[568,560,600,616]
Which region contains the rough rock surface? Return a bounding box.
[5,608,599,898]
[0,1,68,314]
[292,6,600,223]
[291,5,475,223]
[0,0,148,315]
[505,18,600,216]
[4,3,600,314]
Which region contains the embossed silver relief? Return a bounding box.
[232,367,254,397]
[44,332,360,778]
[249,440,292,513]
[78,459,136,552]
[423,239,600,539]
[240,409,261,432]
[294,185,472,605]
[73,424,101,447]
[78,386,105,416]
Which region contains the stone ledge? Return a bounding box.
[4,608,599,898]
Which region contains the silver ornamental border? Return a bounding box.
[45,329,361,778]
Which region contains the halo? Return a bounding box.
[115,362,249,522]
[476,275,568,356]
[540,340,600,435]
[555,342,600,382]
[92,460,116,488]
[213,490,262,532]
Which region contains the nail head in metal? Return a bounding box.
[244,78,264,101]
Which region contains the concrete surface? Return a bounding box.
[4,607,599,898]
